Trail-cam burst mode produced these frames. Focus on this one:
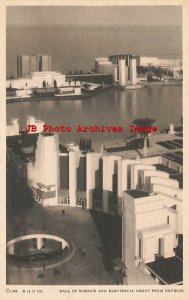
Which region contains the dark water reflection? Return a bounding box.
[7,86,182,145]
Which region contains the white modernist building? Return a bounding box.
[121,159,182,278]
[17,54,52,78]
[95,55,138,86]
[130,58,137,84]
[7,71,66,89]
[6,118,19,136]
[118,59,126,86]
[6,71,81,98]
[95,57,114,75]
[122,190,178,267]
[7,120,182,213]
[27,133,60,207]
[7,121,182,218]
[138,56,182,68]
[26,116,45,133]
[7,123,183,284]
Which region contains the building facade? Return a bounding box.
[6,126,183,215]
[17,54,52,78]
[27,133,60,207]
[7,124,183,284]
[6,118,19,136]
[94,54,138,86]
[122,190,178,267]
[137,56,182,68]
[6,71,82,98]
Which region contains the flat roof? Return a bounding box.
[105,138,144,153]
[146,256,183,284]
[7,132,38,146]
[170,173,183,189]
[7,133,39,163]
[59,144,68,153]
[163,153,183,166]
[7,132,61,163]
[139,224,172,235]
[126,189,150,198]
[154,164,180,175]
[37,182,55,188]
[41,132,55,137]
[154,153,183,189]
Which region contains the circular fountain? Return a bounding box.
[7,234,70,268]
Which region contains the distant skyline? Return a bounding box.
[6,6,182,77]
[7,6,182,27]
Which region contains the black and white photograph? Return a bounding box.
[1,0,188,295]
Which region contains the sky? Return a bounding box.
[6,6,182,77]
[7,6,182,27]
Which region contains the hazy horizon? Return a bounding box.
[7,6,182,27]
[6,6,182,77]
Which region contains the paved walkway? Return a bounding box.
[124,266,158,285]
[7,203,115,285]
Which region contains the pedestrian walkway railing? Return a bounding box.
[7,247,70,268]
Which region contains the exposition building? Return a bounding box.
[6,117,183,284]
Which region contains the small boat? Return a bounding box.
[81,82,102,92]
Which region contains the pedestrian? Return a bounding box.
[81,248,86,257]
[43,262,46,272]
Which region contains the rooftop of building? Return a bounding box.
[146,255,183,285]
[7,132,39,163]
[126,189,150,198]
[163,152,183,166]
[17,54,51,57]
[7,131,69,162]
[103,131,183,159]
[66,73,113,78]
[59,144,68,153]
[156,138,183,151]
[109,54,132,57]
[154,163,179,174]
[105,137,144,153]
[139,224,173,235]
[7,132,38,147]
[154,164,183,188]
[31,71,62,76]
[7,131,68,163]
[170,174,183,189]
[41,132,55,137]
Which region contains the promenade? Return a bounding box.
[7,201,115,285]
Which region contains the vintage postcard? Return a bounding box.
[0,0,189,299]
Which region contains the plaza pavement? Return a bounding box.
[7,203,116,285]
[101,133,182,159]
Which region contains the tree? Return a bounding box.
[132,117,156,156]
[82,139,86,151]
[79,138,84,151]
[85,139,92,151]
[88,139,92,150]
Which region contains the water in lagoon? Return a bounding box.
[6,86,182,145]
